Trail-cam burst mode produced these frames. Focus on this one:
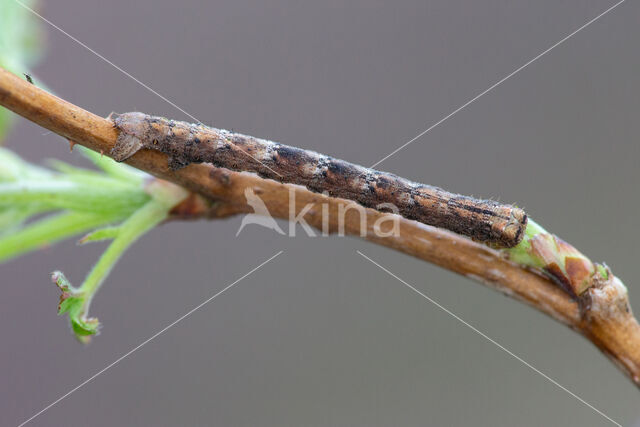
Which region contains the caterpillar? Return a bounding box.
[110,112,527,247]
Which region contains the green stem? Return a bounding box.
[78,196,178,311]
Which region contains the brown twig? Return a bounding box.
[1,66,639,387]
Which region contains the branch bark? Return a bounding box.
[1,67,639,387]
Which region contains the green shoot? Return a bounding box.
[0,147,187,341]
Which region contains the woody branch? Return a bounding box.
[1,66,639,387]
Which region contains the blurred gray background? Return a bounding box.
[2,0,640,425]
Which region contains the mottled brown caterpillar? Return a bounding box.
[110,112,528,247]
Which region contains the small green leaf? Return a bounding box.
[0,179,150,215]
[52,271,99,343]
[78,226,120,245]
[596,263,609,280]
[0,211,120,263]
